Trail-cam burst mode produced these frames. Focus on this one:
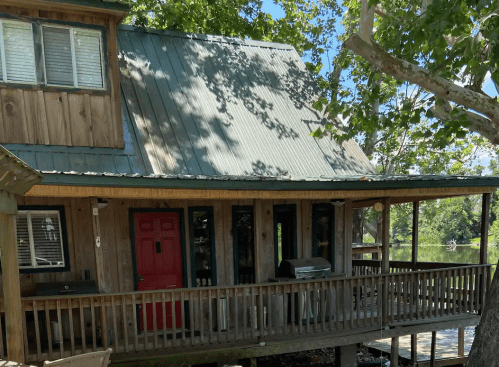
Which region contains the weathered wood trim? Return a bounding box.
[26,185,497,200]
[412,201,419,265]
[381,198,390,274]
[0,212,24,363]
[90,198,106,293]
[0,191,17,214]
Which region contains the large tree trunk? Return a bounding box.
[466,266,499,367]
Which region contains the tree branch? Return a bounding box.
[343,34,499,143]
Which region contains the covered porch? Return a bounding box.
[0,176,497,365]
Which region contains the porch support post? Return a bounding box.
[391,336,399,367]
[412,201,419,267]
[381,198,390,274]
[344,199,353,275]
[335,344,357,367]
[480,193,490,265]
[0,192,24,363]
[90,197,106,292]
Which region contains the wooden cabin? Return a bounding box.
[0,1,497,366]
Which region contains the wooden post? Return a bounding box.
[0,209,25,363]
[381,198,390,274]
[391,336,399,367]
[430,331,437,367]
[457,327,465,356]
[253,200,274,284]
[344,200,353,276]
[250,357,257,367]
[411,334,418,365]
[90,198,106,292]
[412,201,419,267]
[480,193,490,265]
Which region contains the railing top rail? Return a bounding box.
[18,263,492,303]
[353,259,480,269]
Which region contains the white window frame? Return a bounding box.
[0,19,37,85]
[17,209,66,270]
[41,24,106,90]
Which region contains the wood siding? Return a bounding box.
[0,5,123,148]
[10,197,346,297]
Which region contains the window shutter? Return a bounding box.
[2,20,36,83]
[43,26,74,86]
[16,213,32,267]
[74,30,103,89]
[30,212,64,267]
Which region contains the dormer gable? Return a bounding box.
[0,0,128,148]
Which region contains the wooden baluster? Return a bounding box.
[464,268,469,313]
[370,276,375,325]
[258,286,265,337]
[142,295,148,351]
[475,267,481,313]
[336,280,342,330]
[32,300,41,360]
[409,273,414,320]
[56,299,64,358]
[291,284,296,335]
[45,300,53,360]
[389,275,394,323]
[458,268,463,314]
[152,293,158,349]
[321,282,326,332]
[132,294,139,352]
[354,278,360,328]
[180,291,186,347]
[189,292,195,347]
[470,267,475,313]
[216,288,222,343]
[22,308,29,360]
[421,272,427,318]
[305,283,311,333]
[111,297,119,354]
[404,273,409,321]
[298,284,304,334]
[446,270,452,316]
[208,289,213,344]
[428,272,434,319]
[440,271,446,317]
[267,286,272,336]
[397,275,403,322]
[225,289,230,343]
[172,291,177,348]
[101,298,109,350]
[343,279,348,330]
[313,282,318,332]
[199,290,205,345]
[67,298,75,356]
[90,297,97,352]
[161,293,168,349]
[242,288,247,339]
[282,285,287,335]
[79,298,86,354]
[122,295,129,353]
[234,289,239,341]
[482,267,489,313]
[328,281,334,331]
[349,279,355,329]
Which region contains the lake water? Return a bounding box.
[389,244,499,274]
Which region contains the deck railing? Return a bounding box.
[352,259,473,275]
[19,264,491,363]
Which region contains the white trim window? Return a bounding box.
[42,25,105,89]
[0,19,37,84]
[17,210,66,270]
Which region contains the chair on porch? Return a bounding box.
[43,348,112,367]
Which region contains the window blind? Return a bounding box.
[2,20,36,83]
[43,26,74,86]
[17,210,65,269]
[74,30,104,89]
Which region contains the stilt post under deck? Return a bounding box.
[0,201,24,363]
[480,193,490,265]
[391,336,399,367]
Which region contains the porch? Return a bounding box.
[10,262,490,365]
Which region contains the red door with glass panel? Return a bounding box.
[133,211,183,330]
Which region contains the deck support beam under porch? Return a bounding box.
[0,194,24,363]
[335,344,357,367]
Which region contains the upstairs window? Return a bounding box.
[0,20,36,84]
[16,207,69,273]
[0,18,105,90]
[43,26,104,89]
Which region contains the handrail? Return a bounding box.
[19,264,492,364]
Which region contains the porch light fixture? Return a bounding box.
[330,199,345,207]
[373,202,384,212]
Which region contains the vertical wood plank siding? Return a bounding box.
[0,5,123,148]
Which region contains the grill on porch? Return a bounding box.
[12,263,491,364]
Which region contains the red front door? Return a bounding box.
[133,211,183,330]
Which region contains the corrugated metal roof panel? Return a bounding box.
[118,26,376,179]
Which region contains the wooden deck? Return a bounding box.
[10,263,491,365]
